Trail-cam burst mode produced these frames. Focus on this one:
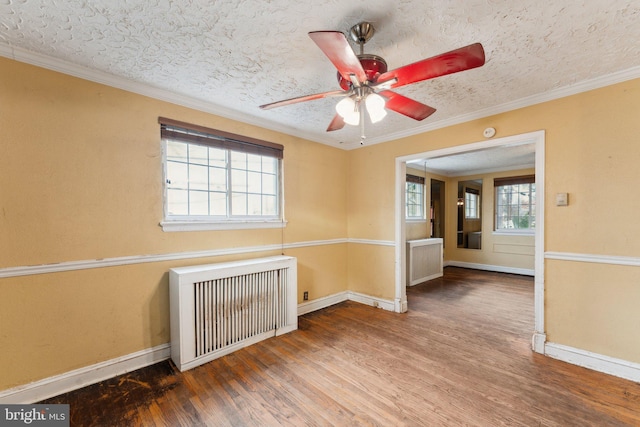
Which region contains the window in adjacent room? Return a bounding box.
[464,188,480,219]
[494,175,535,232]
[406,174,425,219]
[159,117,284,231]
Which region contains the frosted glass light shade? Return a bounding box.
[336,97,360,126]
[365,93,387,123]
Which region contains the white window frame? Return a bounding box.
[464,190,480,219]
[406,175,425,220]
[159,118,285,232]
[494,176,535,235]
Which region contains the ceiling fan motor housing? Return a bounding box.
[337,54,388,90]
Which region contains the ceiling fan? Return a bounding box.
[260,22,486,144]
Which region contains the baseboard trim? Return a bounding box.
[545,342,640,383]
[445,261,534,276]
[298,291,395,315]
[297,292,348,315]
[0,344,171,404]
[347,291,396,312]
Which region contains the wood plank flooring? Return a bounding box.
[42,267,640,426]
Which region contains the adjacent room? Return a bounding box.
[1,1,640,425]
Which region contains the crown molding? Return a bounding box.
[2,43,639,151]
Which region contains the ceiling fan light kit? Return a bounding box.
[260,22,486,144]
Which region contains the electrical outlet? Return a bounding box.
[303,291,309,301]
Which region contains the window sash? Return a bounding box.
[495,181,536,230]
[160,118,282,222]
[406,180,425,219]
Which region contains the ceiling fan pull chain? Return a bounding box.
[360,108,366,145]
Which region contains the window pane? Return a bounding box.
[231,169,247,192]
[262,157,276,174]
[166,161,188,189]
[210,192,227,216]
[189,191,209,215]
[209,147,226,168]
[231,193,247,215]
[231,151,247,169]
[262,173,276,195]
[189,164,208,191]
[166,140,187,163]
[247,171,262,193]
[209,167,226,192]
[167,189,188,215]
[263,195,277,215]
[189,144,208,166]
[247,154,262,172]
[247,194,262,215]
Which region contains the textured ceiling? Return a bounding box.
[1,1,639,149]
[408,142,535,176]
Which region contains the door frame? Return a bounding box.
[394,130,546,353]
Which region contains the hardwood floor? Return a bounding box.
[42,267,640,426]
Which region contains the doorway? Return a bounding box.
[394,130,546,353]
[430,179,445,239]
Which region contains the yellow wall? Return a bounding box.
[444,169,536,270]
[0,57,348,390]
[2,54,640,392]
[347,78,640,365]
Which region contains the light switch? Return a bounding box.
[555,193,568,206]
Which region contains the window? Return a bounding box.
[464,188,480,219]
[159,117,284,231]
[494,175,535,232]
[406,174,425,219]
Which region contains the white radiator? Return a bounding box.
[406,238,443,286]
[169,255,297,372]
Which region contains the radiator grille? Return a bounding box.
[406,239,443,286]
[170,256,297,371]
[193,269,288,357]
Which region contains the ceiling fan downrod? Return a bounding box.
[349,22,375,56]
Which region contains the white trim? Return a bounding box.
[395,131,545,333]
[297,292,348,315]
[160,219,286,232]
[0,344,171,404]
[347,238,395,247]
[0,238,396,279]
[532,332,547,354]
[533,134,545,353]
[545,342,640,384]
[545,251,640,267]
[0,239,348,279]
[445,261,534,276]
[298,290,395,315]
[347,291,396,312]
[492,230,535,237]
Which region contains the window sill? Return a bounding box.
[406,218,427,223]
[492,230,534,236]
[160,219,287,232]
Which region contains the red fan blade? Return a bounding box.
[260,90,346,110]
[377,43,485,89]
[379,90,436,121]
[309,31,367,84]
[326,114,345,132]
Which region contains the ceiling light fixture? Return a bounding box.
[335,88,388,143]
